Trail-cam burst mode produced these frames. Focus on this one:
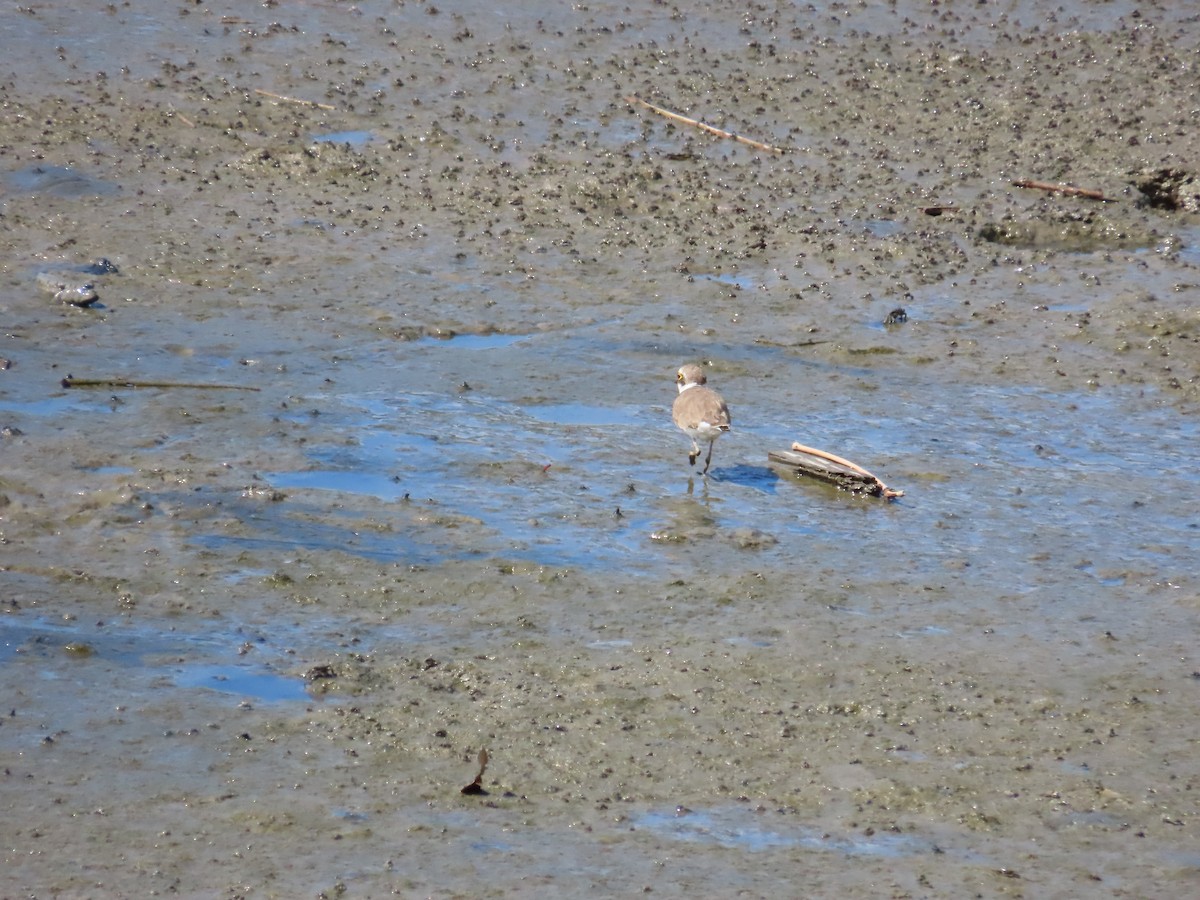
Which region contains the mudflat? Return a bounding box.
[2,1,1198,896]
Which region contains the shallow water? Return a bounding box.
[634,806,937,857]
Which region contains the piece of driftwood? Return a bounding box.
[624,95,787,155]
[1011,180,1114,202]
[768,441,903,500]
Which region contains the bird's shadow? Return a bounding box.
[699,463,780,493]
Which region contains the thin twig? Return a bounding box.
[1012,180,1114,202]
[625,94,787,154]
[62,376,260,392]
[253,88,336,111]
[789,441,875,478]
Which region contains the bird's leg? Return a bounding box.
[688,440,700,467]
[702,441,715,475]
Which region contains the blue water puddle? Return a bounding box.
[1173,224,1200,266]
[1059,760,1092,776]
[524,402,645,427]
[193,510,454,565]
[309,129,375,147]
[863,218,904,238]
[980,387,1200,476]
[2,163,119,197]
[634,807,949,859]
[267,389,663,567]
[0,618,312,705]
[415,332,533,351]
[258,372,1197,597]
[174,663,310,703]
[0,392,111,417]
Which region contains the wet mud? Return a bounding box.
[2,0,1199,896]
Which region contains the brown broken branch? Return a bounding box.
[768,441,903,500]
[253,88,336,111]
[1012,180,1114,202]
[625,94,787,155]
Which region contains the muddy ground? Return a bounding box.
[1,0,1198,897]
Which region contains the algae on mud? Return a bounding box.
[2,0,1199,896]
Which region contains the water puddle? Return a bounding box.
[1176,224,1200,266]
[266,390,659,568]
[523,402,645,427]
[0,619,312,705]
[174,663,310,703]
[77,464,137,476]
[863,218,903,238]
[0,392,109,417]
[414,332,533,351]
[253,371,1199,601]
[193,506,448,565]
[309,129,375,147]
[634,806,952,859]
[2,164,119,197]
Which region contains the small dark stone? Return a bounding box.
[305,664,338,681]
[81,258,119,275]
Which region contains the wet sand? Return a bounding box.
[2,0,1198,896]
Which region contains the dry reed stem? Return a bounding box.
[254,88,336,111]
[1012,180,1113,201]
[625,95,787,154]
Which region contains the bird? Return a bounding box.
[672,363,732,476]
